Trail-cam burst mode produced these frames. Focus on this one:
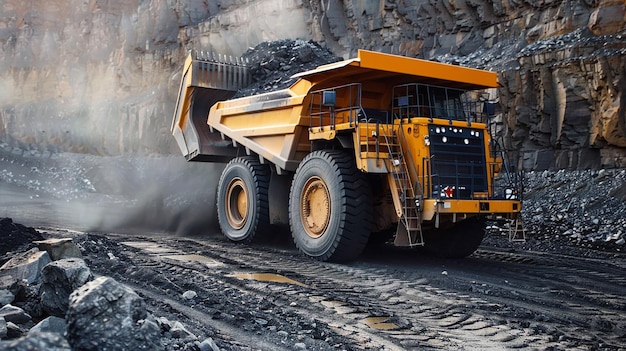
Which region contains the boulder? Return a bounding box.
[182,290,197,300]
[170,320,197,339]
[0,288,14,306]
[40,258,93,317]
[196,337,221,351]
[0,248,51,284]
[0,304,31,324]
[66,276,163,351]
[0,316,6,338]
[34,238,82,261]
[6,321,23,338]
[28,316,66,336]
[588,2,626,36]
[0,332,71,351]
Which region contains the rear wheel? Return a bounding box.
[289,150,372,262]
[423,216,486,258]
[217,156,270,243]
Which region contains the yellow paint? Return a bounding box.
[229,273,306,287]
[363,316,399,330]
[357,50,499,89]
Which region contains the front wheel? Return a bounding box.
[216,156,270,243]
[289,150,372,262]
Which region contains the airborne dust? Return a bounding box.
[0,40,339,236]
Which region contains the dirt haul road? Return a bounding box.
[1,150,625,350]
[62,229,624,351]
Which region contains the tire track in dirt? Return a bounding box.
[468,248,626,349]
[143,237,565,350]
[82,233,625,350]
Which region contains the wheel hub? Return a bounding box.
[301,177,330,238]
[226,178,247,229]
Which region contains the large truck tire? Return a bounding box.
[289,150,372,262]
[216,156,270,243]
[423,216,486,258]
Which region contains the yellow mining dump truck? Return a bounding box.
[171,50,523,261]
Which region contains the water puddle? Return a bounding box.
[121,241,223,267]
[121,241,176,253]
[162,254,223,267]
[320,300,345,308]
[363,316,399,330]
[318,300,356,314]
[121,241,155,249]
[229,273,306,287]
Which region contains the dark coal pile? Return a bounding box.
[522,169,626,247]
[234,39,342,97]
[518,28,626,60]
[0,218,43,264]
[486,168,626,253]
[436,27,626,71]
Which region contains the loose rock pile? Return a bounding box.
[0,218,43,265]
[486,169,626,252]
[522,169,626,248]
[0,219,220,351]
[234,39,341,97]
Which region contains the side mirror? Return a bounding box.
[322,91,336,107]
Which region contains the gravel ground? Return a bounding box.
[484,169,626,255]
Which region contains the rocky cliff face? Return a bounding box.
[1,0,624,169]
[303,0,626,169]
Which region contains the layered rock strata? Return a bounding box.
[0,0,624,169]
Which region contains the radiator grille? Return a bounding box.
[428,125,487,199]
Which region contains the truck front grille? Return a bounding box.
[428,125,487,199]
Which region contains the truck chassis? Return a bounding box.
[172,50,523,261]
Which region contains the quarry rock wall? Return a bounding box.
[0,0,624,169]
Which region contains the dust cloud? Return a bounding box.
[0,1,217,235]
[0,144,225,236]
[77,155,225,236]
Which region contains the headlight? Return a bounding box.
[505,188,517,199]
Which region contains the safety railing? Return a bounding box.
[308,83,362,130]
[391,83,492,124]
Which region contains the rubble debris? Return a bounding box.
[5,321,23,339]
[486,169,626,251]
[40,258,93,317]
[2,331,71,351]
[0,218,44,262]
[169,320,197,339]
[0,289,14,306]
[28,316,66,336]
[35,238,82,261]
[0,304,31,324]
[0,317,6,338]
[195,337,221,351]
[0,248,51,284]
[0,218,206,350]
[182,290,197,300]
[66,276,163,351]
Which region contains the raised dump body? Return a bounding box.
[172,49,523,262]
[171,52,251,162]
